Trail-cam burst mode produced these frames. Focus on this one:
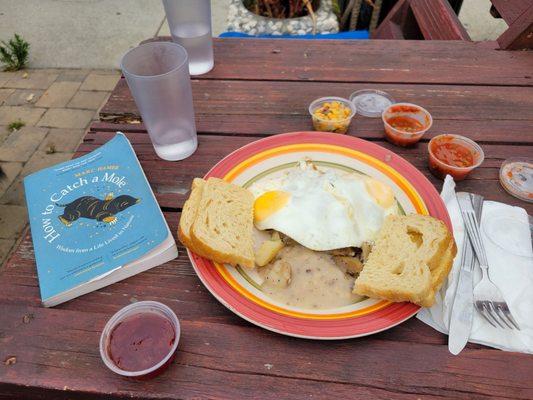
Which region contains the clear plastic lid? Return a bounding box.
[349,89,395,118]
[499,158,533,203]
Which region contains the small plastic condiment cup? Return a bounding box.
[308,96,356,134]
[99,301,180,379]
[428,134,484,181]
[499,157,533,203]
[381,102,432,146]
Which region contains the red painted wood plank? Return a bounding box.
[410,0,471,40]
[372,0,409,39]
[1,303,532,400]
[491,0,533,25]
[103,78,533,121]
[99,79,533,145]
[372,20,405,39]
[143,38,533,86]
[497,4,533,50]
[374,0,470,41]
[74,131,533,213]
[90,117,533,147]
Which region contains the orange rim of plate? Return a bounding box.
[188,132,452,339]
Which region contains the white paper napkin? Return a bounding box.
[417,176,533,353]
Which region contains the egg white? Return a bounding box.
[250,161,399,251]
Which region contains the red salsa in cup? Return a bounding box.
[428,134,484,181]
[382,103,432,146]
[430,139,474,168]
[386,115,424,133]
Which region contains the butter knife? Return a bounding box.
[448,192,483,355]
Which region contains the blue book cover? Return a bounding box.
[24,133,174,305]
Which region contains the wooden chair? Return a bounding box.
[373,0,470,41]
[490,0,533,50]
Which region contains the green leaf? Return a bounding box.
[0,33,30,71]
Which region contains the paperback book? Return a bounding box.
[24,132,177,307]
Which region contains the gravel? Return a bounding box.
[226,0,339,35]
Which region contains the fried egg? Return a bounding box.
[249,161,399,251]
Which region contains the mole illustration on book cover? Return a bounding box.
[24,133,177,306]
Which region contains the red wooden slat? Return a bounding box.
[1,303,532,400]
[100,79,533,145]
[372,0,408,39]
[103,78,533,121]
[496,4,533,50]
[74,131,533,213]
[371,20,405,39]
[491,0,533,25]
[145,38,533,86]
[410,0,471,40]
[374,0,470,41]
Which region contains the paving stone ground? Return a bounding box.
[0,68,119,266]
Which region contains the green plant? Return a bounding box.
[0,34,30,71]
[7,119,25,132]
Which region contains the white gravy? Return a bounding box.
[258,245,364,310]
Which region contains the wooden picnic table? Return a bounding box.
[1,38,533,399]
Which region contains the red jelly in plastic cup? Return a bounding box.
[100,301,180,379]
[382,103,432,146]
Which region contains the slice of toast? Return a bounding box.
[421,237,456,306]
[178,178,206,255]
[190,177,255,268]
[353,214,456,307]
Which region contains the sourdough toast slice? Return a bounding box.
[354,214,456,307]
[178,178,206,255]
[421,237,456,306]
[190,177,255,268]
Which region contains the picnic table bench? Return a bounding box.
[491,0,533,49]
[1,38,532,399]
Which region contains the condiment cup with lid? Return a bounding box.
[428,134,484,181]
[100,301,180,379]
[382,103,432,146]
[308,96,356,134]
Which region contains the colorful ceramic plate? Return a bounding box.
[188,132,451,339]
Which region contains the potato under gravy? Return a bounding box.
[258,244,364,310]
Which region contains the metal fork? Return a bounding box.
[458,196,521,330]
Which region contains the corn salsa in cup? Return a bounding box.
[309,97,356,134]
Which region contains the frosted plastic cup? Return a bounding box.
[100,301,180,379]
[162,0,214,75]
[121,42,198,161]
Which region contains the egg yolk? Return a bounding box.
[254,191,291,222]
[365,178,394,208]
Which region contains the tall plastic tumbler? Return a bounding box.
[162,0,214,75]
[121,42,197,161]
